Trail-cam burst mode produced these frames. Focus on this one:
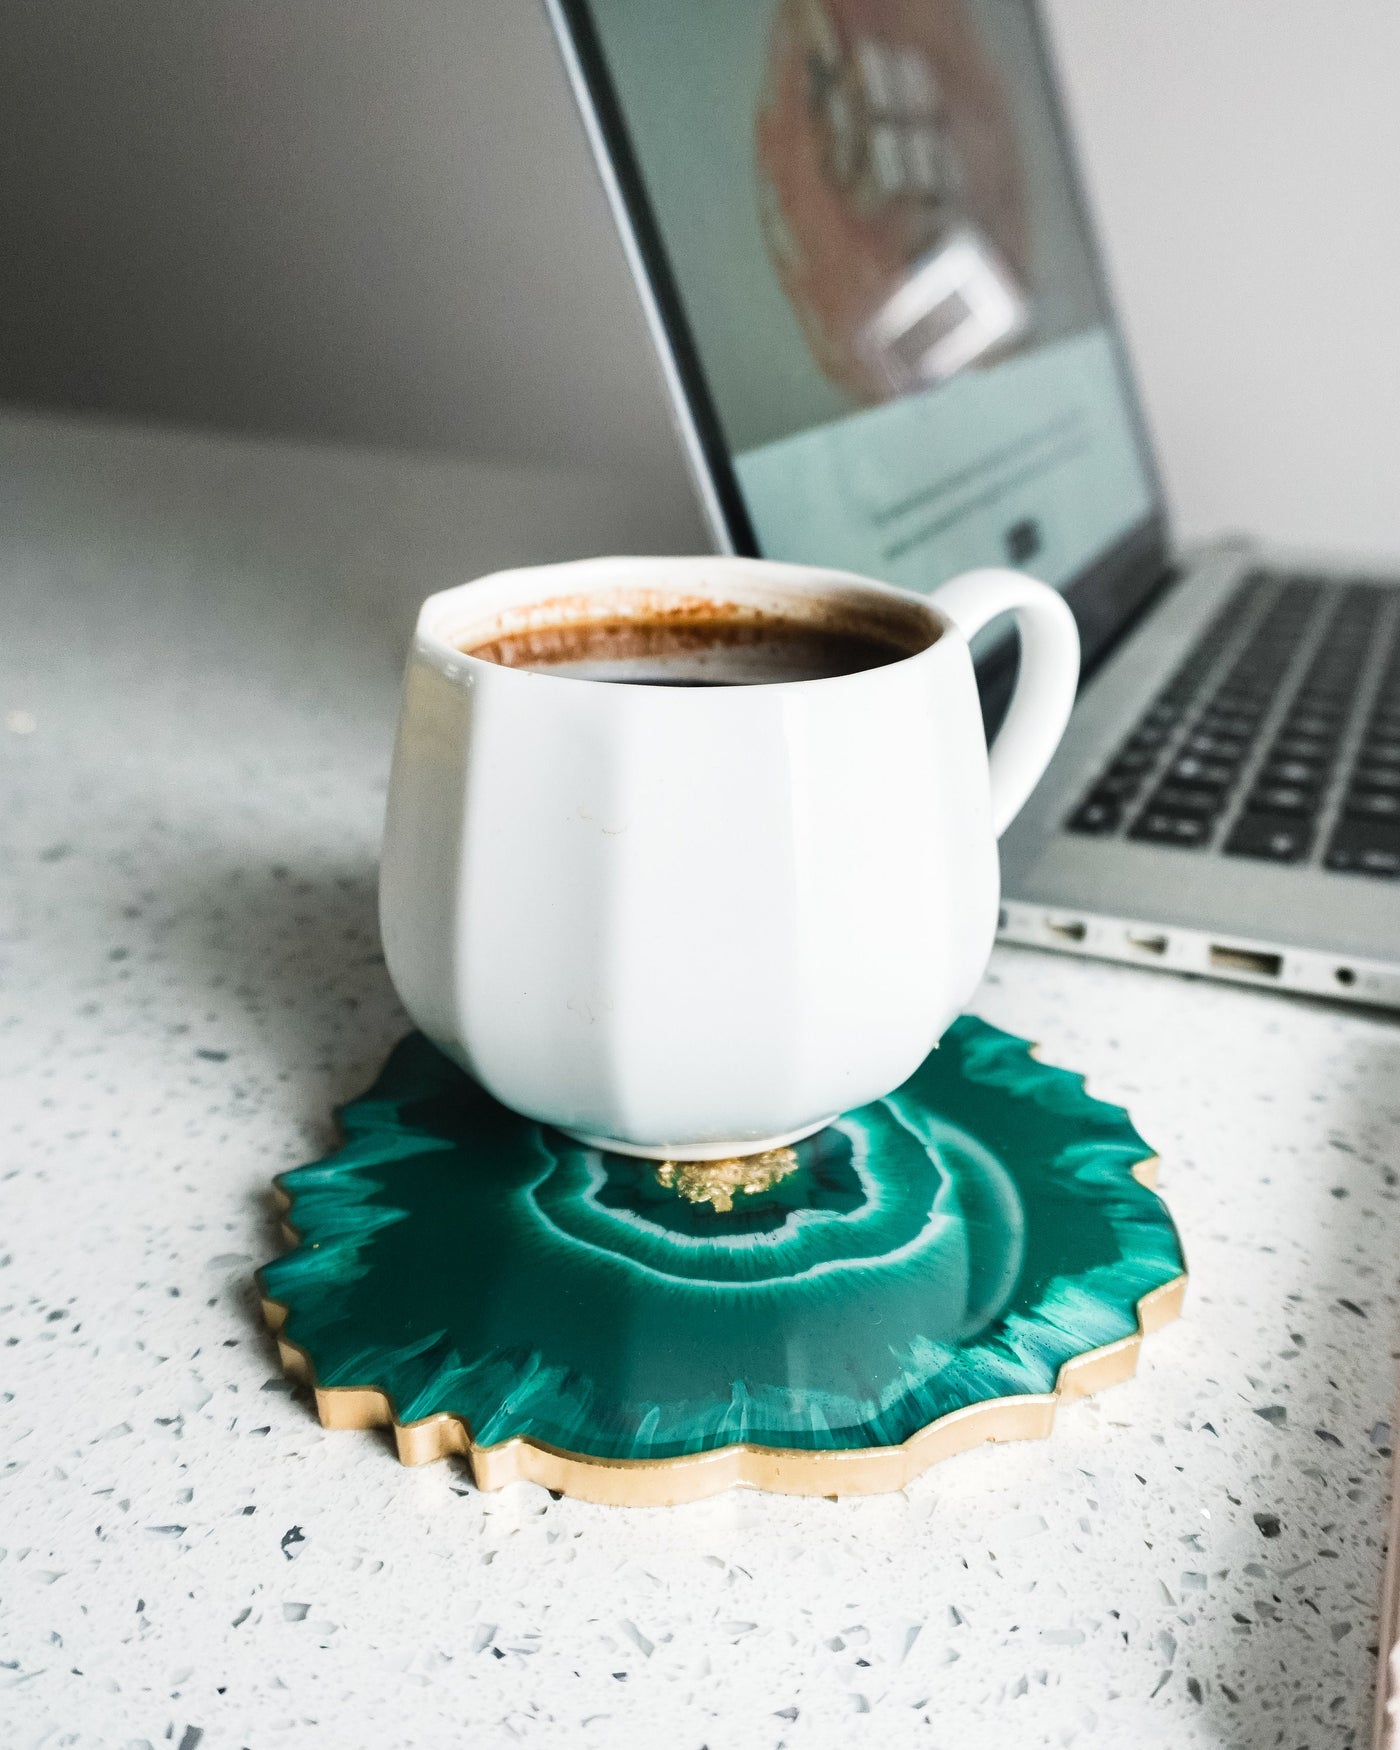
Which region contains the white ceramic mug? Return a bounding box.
[380,556,1078,1159]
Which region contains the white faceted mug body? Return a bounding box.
[379,557,1078,1159]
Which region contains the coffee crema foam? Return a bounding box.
[460,609,920,686]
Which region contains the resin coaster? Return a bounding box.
[259,1017,1186,1506]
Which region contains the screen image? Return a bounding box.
[579,0,1159,597]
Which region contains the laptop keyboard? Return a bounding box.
[1065,570,1400,876]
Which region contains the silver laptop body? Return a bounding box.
[998,540,1400,1007]
[542,0,1400,1011]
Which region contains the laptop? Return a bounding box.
[545,0,1400,1011]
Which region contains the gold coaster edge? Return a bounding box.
[255,1258,1188,1507]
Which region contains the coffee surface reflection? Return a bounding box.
[462,611,916,685]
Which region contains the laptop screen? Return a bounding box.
[564,0,1160,603]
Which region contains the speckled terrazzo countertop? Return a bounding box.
[3,413,1399,1750]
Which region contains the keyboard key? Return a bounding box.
[1246,784,1317,816]
[1224,812,1314,862]
[1270,735,1332,763]
[1278,731,1341,757]
[1258,759,1325,788]
[1353,765,1400,794]
[1326,818,1400,876]
[1284,713,1342,738]
[1095,769,1146,799]
[1184,734,1248,761]
[1361,740,1400,766]
[1146,784,1226,818]
[1169,756,1236,788]
[1066,796,1122,835]
[1109,747,1157,775]
[1344,791,1400,819]
[1129,811,1211,847]
[1197,715,1260,741]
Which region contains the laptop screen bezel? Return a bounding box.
[547,0,1175,691]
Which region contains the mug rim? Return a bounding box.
[412,555,955,692]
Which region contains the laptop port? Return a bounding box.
[1045,917,1087,942]
[1209,945,1283,978]
[1126,930,1168,956]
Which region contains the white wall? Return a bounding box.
[4,2,1400,557]
[0,0,688,490]
[1043,0,1400,555]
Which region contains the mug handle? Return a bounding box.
[928,568,1081,837]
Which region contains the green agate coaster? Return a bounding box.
[260,1016,1186,1505]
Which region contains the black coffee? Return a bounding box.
[462,611,917,685]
